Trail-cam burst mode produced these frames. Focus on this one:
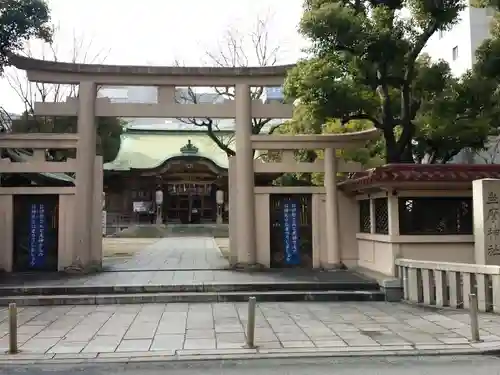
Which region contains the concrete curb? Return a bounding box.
[0,342,499,366]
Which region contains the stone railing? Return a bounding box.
[395,259,500,313]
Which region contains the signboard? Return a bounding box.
[283,200,300,265]
[485,191,500,257]
[29,203,47,268]
[133,201,151,212]
[473,179,500,265]
[264,87,284,101]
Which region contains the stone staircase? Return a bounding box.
[0,270,385,306]
[110,224,229,238]
[164,224,229,238]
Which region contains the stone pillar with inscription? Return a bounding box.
[473,178,500,265]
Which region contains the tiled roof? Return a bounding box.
[339,164,500,192]
[103,131,232,171]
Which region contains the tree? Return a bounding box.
[177,13,284,157]
[0,0,52,74]
[282,69,498,165]
[6,25,110,113]
[450,2,500,164]
[5,26,122,163]
[0,106,13,132]
[284,0,499,163]
[280,104,385,166]
[274,104,384,185]
[474,137,500,164]
[412,68,500,163]
[473,3,500,84]
[11,115,124,163]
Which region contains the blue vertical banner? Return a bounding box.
[28,203,46,268]
[283,199,300,265]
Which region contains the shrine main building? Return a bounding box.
[102,86,283,225]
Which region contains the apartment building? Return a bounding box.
[423,3,496,163]
[423,3,493,77]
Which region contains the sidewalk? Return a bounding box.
[0,302,499,364]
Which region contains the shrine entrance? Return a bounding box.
[150,150,226,224]
[6,53,379,272]
[165,182,216,224]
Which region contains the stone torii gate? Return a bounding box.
[229,129,380,268]
[8,54,379,271]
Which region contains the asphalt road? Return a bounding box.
[2,355,500,375]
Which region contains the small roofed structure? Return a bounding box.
[341,164,500,277]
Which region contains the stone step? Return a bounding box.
[111,224,229,238]
[0,290,385,306]
[0,281,380,296]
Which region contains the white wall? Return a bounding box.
[424,8,473,76]
[470,7,494,57]
[422,4,492,77]
[423,5,496,165]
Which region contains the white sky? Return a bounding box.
[0,0,307,114]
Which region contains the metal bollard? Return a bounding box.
[8,303,18,354]
[245,297,256,348]
[469,294,481,343]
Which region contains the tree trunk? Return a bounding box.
[384,124,415,164]
[400,141,414,163]
[382,119,402,164]
[386,143,402,163]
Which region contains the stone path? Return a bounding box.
[103,237,229,271]
[1,302,500,360]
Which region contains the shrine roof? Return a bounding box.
[339,164,500,193]
[103,129,234,171]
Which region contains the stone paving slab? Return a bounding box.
[0,302,499,363]
[102,238,160,258]
[103,237,229,271]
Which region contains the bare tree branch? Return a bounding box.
[0,106,13,132]
[177,13,283,156]
[5,23,110,122]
